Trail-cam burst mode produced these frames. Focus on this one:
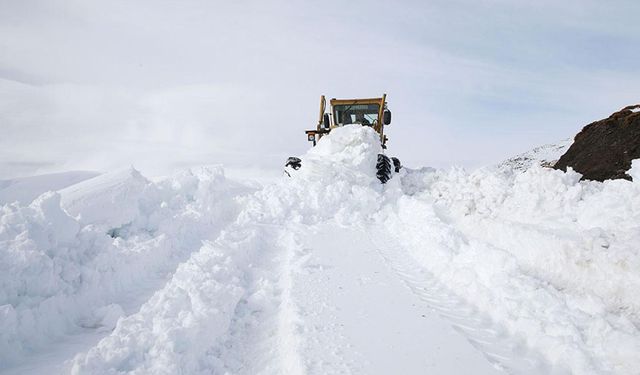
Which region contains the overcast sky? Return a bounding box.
[1,0,639,178]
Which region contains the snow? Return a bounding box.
[1,124,639,374]
[497,138,572,172]
[59,167,151,228]
[383,163,640,374]
[0,166,254,371]
[628,159,640,181]
[0,171,99,205]
[289,224,509,374]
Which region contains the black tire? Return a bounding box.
[285,157,302,170]
[391,157,402,173]
[376,154,392,183]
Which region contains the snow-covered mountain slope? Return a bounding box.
[0,171,99,205]
[497,138,572,172]
[1,125,639,374]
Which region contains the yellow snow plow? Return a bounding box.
[286,94,401,183]
[304,95,392,148]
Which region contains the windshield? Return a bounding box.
[334,104,379,126]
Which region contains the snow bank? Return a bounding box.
[383,161,640,374]
[0,166,252,369]
[0,192,88,362]
[71,225,273,374]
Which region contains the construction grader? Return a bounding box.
[285,94,401,183]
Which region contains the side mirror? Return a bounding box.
[383,110,391,125]
[323,113,331,129]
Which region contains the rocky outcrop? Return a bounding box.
[554,104,640,181]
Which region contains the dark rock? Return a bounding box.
[554,104,640,181]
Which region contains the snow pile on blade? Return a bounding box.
[255,125,385,224]
[384,161,640,374]
[288,124,381,183]
[0,166,252,369]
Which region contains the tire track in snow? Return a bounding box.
[224,223,355,375]
[275,230,306,375]
[284,224,356,375]
[368,227,563,375]
[288,223,503,374]
[184,225,306,375]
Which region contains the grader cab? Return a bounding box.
[305,95,392,148]
[286,94,401,183]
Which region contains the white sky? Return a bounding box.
[1,0,639,178]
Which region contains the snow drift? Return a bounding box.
[0,166,253,369]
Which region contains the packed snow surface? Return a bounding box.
[1,125,639,374]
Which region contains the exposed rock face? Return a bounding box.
[554,104,640,181]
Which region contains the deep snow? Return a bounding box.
[0,166,255,372]
[1,125,639,374]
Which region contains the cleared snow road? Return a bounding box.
[287,223,506,374]
[66,221,537,375]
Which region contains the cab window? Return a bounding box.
[334,104,379,126]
